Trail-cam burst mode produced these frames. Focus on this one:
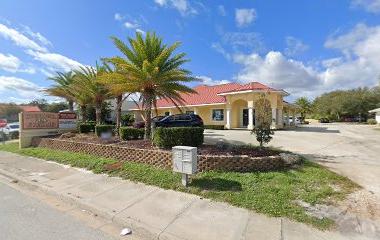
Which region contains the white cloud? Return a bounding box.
[196,75,230,86]
[114,13,124,21]
[0,23,47,52]
[217,5,226,16]
[235,8,257,27]
[0,23,83,73]
[233,51,321,93]
[222,32,265,52]
[0,53,36,74]
[0,76,44,101]
[211,43,231,60]
[284,36,309,56]
[124,21,139,29]
[0,53,21,72]
[136,29,146,35]
[22,25,52,47]
[233,23,380,98]
[351,0,380,13]
[26,50,83,72]
[154,0,197,16]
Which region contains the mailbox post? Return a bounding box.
[172,146,197,186]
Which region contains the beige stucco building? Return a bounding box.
[131,82,299,130]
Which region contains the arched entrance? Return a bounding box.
[231,99,248,128]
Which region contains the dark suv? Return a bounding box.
[155,114,203,127]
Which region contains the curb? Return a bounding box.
[0,168,162,240]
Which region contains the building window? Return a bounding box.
[164,112,170,116]
[212,109,224,121]
[186,111,194,114]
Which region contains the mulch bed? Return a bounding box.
[58,133,280,157]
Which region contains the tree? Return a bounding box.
[45,71,76,111]
[67,79,92,122]
[295,97,312,121]
[28,99,48,111]
[0,103,21,121]
[102,32,196,139]
[45,102,69,113]
[252,93,274,147]
[73,65,112,124]
[97,62,128,131]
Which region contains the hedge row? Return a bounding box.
[119,127,145,140]
[79,123,96,133]
[153,127,204,149]
[95,125,115,137]
[204,125,225,130]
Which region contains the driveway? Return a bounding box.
[204,123,380,198]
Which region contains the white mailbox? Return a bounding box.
[172,146,197,175]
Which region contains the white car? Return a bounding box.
[3,122,20,139]
[285,117,301,125]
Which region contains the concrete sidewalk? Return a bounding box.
[0,151,372,240]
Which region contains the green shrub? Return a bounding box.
[95,125,115,137]
[121,113,135,126]
[119,127,145,140]
[153,127,204,149]
[367,119,378,125]
[79,122,95,133]
[204,125,225,130]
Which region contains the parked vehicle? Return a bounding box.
[3,122,20,139]
[133,116,166,129]
[155,114,203,127]
[285,117,301,125]
[319,118,330,123]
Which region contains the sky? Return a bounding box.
[0,0,380,103]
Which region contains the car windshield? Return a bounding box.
[9,125,19,129]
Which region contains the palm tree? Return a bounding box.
[45,71,76,111]
[295,97,312,122]
[73,65,112,124]
[97,63,131,131]
[68,82,92,122]
[102,32,196,139]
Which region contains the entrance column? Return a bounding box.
[248,107,254,130]
[277,108,283,128]
[226,108,231,129]
[292,110,296,126]
[271,108,277,128]
[286,110,290,126]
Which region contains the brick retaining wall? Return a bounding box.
[32,138,285,172]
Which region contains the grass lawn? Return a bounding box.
[0,143,358,230]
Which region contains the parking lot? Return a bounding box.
[205,123,380,198]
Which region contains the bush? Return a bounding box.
[367,119,378,125]
[204,125,225,130]
[95,125,114,137]
[121,113,135,126]
[153,127,204,149]
[79,122,95,133]
[119,127,145,140]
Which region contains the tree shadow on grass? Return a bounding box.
[190,177,242,192]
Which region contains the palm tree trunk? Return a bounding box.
[116,95,122,130]
[95,102,102,125]
[68,100,74,112]
[144,101,152,140]
[81,105,87,122]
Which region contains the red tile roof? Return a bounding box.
[150,81,281,109]
[19,105,42,112]
[219,82,277,94]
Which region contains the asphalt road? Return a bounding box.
[0,183,117,240]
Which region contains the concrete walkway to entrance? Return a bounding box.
[0,151,370,240]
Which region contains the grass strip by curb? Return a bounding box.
[0,143,358,230]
